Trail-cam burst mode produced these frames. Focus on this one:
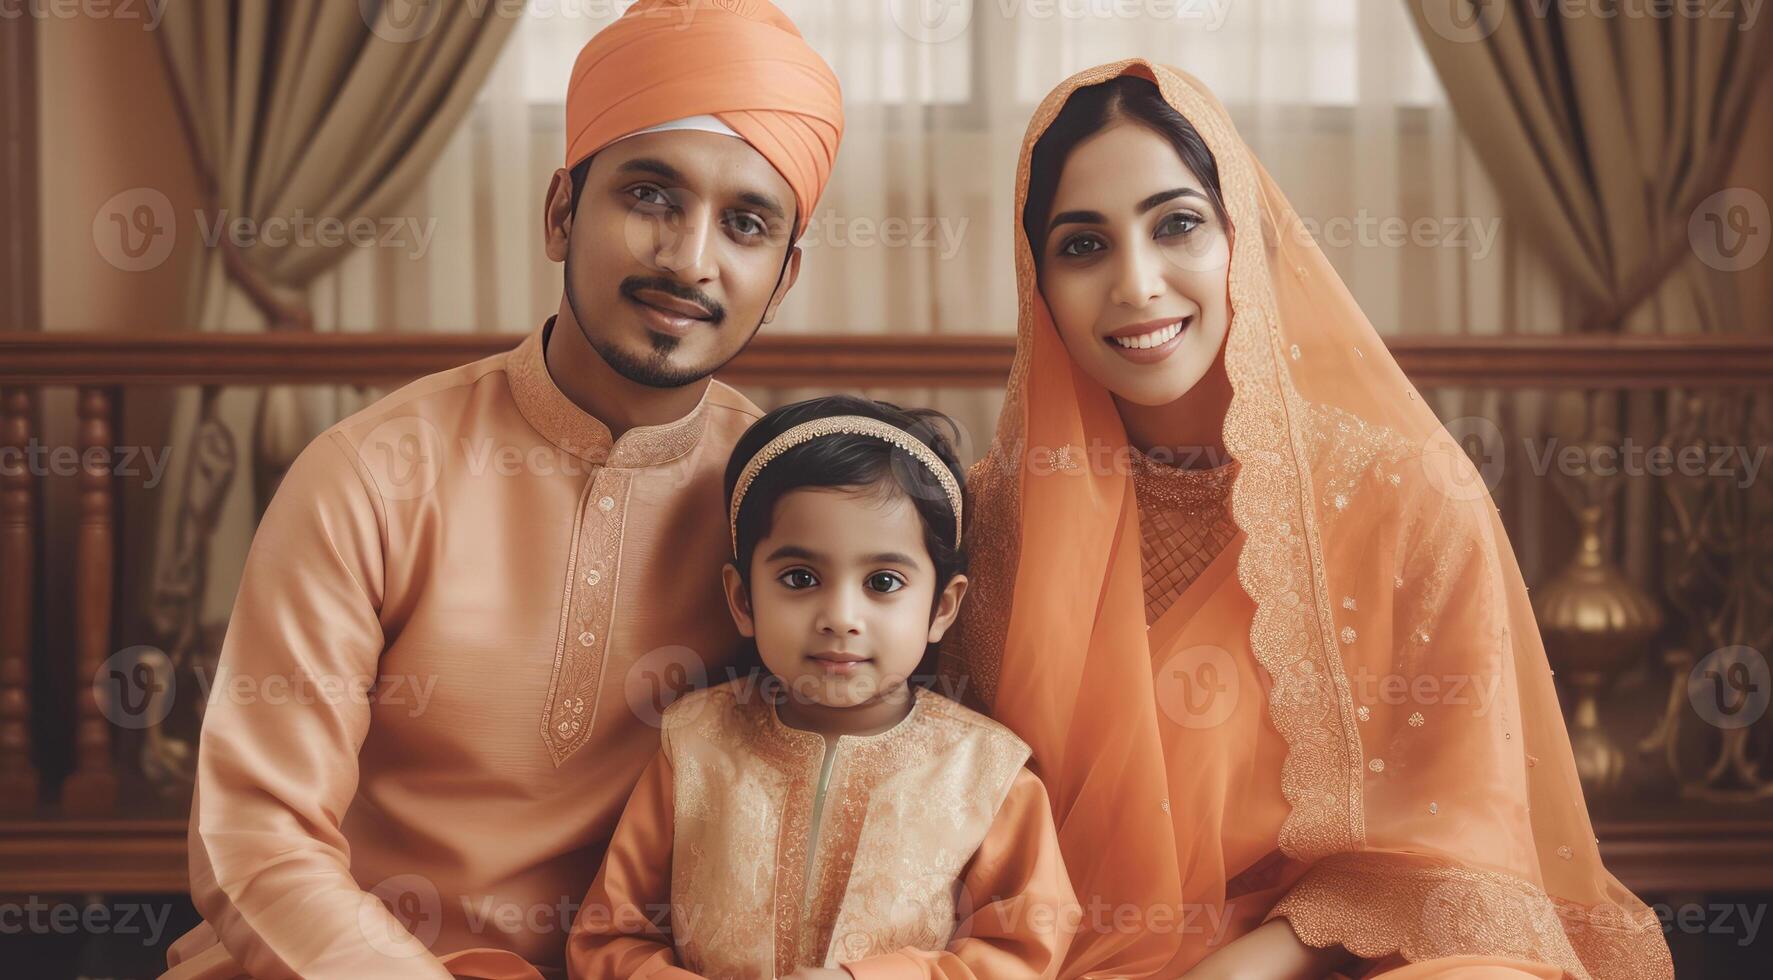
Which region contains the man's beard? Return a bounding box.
[564,248,763,390]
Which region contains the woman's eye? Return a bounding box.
[1157,211,1203,238]
[866,572,905,594]
[779,568,817,590]
[1058,234,1104,258]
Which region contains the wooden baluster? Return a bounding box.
[0,388,40,815]
[62,386,118,815]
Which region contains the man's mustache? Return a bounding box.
[620,276,726,326]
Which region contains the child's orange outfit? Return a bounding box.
[566,676,1077,979]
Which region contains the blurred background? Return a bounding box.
[1,0,1770,975]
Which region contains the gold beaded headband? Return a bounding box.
[729,415,964,556]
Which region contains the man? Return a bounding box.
[161,2,843,976]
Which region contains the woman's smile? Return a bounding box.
[1105,315,1191,362]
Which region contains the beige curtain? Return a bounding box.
[157,1,520,321]
[1406,0,1772,334]
[148,1,518,653]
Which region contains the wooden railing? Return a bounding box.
[2,330,1772,894]
[5,330,1773,388]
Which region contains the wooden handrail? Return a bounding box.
[3,332,1772,388]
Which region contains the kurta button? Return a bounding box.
[598,495,615,511]
[579,631,595,646]
[586,569,602,586]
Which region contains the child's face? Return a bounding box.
[722,485,967,710]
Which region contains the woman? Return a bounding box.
[941,61,1672,980]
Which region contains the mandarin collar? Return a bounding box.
[758,683,930,755]
[508,317,714,468]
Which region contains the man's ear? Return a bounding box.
[926,573,969,644]
[543,167,575,263]
[721,562,756,638]
[760,246,802,324]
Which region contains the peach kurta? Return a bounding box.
[566,678,1078,979]
[163,319,762,980]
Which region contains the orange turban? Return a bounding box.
[565,0,844,236]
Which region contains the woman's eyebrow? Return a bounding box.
[1137,187,1206,213]
[1048,208,1105,230]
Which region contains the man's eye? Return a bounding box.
[628,185,671,208]
[866,572,905,594]
[779,568,817,590]
[728,212,766,238]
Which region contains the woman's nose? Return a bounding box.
[1109,242,1166,309]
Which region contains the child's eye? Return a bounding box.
[778,568,818,590]
[866,572,905,594]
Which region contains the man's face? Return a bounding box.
[548,130,801,388]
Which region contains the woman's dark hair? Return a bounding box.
[721,394,969,689]
[1022,74,1228,266]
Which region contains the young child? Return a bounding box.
[566,395,1077,980]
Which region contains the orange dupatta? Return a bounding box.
[942,61,1671,980]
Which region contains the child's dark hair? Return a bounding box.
[722,394,969,689]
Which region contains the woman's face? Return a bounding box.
[1036,120,1232,407]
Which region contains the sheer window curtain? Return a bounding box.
[303,0,1572,575]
